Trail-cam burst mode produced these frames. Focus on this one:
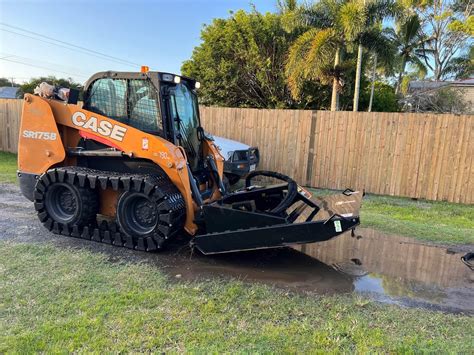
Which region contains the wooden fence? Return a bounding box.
[0,99,22,154]
[201,107,473,204]
[1,99,472,203]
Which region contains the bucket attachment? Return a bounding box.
[192,171,362,255]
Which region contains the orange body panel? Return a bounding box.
[18,96,66,173]
[18,94,225,235]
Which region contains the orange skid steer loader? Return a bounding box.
[17,70,362,254]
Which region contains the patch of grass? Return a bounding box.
[0,152,17,184]
[360,194,474,245]
[0,242,472,352]
[309,188,474,245]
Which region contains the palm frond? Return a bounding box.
[286,28,339,98]
[365,0,401,25]
[339,1,367,42]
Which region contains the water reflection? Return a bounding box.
[294,228,473,313]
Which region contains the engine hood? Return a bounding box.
[213,136,251,160]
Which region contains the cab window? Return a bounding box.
[85,78,162,134]
[87,78,127,119]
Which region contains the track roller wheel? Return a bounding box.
[35,173,99,231]
[116,178,185,249]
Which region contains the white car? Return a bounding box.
[213,136,260,185]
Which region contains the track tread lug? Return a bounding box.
[145,237,157,251]
[71,225,81,238]
[48,170,57,183]
[88,175,98,189]
[121,177,131,191]
[110,176,120,191]
[77,173,87,187]
[98,176,108,190]
[34,190,44,201]
[81,226,91,240]
[42,173,51,186]
[92,228,101,242]
[157,224,171,236]
[61,224,71,236]
[36,180,46,193]
[124,235,134,249]
[143,181,155,195]
[44,218,53,231]
[52,222,61,234]
[132,178,143,192]
[38,211,48,222]
[66,172,76,185]
[102,231,112,244]
[136,238,147,251]
[112,232,124,246]
[56,169,66,182]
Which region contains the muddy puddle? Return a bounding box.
[156,228,474,314]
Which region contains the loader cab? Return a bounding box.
[82,71,203,171]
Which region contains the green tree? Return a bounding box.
[182,10,302,108]
[420,0,473,80]
[16,76,83,99]
[443,45,474,79]
[389,14,432,94]
[0,77,18,87]
[361,81,400,111]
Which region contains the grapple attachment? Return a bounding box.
[193,171,362,255]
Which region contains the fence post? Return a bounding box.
[305,110,318,186]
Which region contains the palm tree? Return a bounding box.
[361,27,397,111]
[389,14,432,94]
[286,0,397,111]
[345,0,399,111]
[286,0,352,111]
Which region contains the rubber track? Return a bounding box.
[34,166,186,252]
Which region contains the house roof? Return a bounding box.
[0,87,19,99]
[408,78,474,93]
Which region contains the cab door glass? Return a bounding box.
[170,84,201,167]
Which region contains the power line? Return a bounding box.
[0,28,136,66]
[0,23,141,68]
[0,28,137,68]
[1,52,90,77]
[0,58,88,78]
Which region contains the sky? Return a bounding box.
[0,0,277,85]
